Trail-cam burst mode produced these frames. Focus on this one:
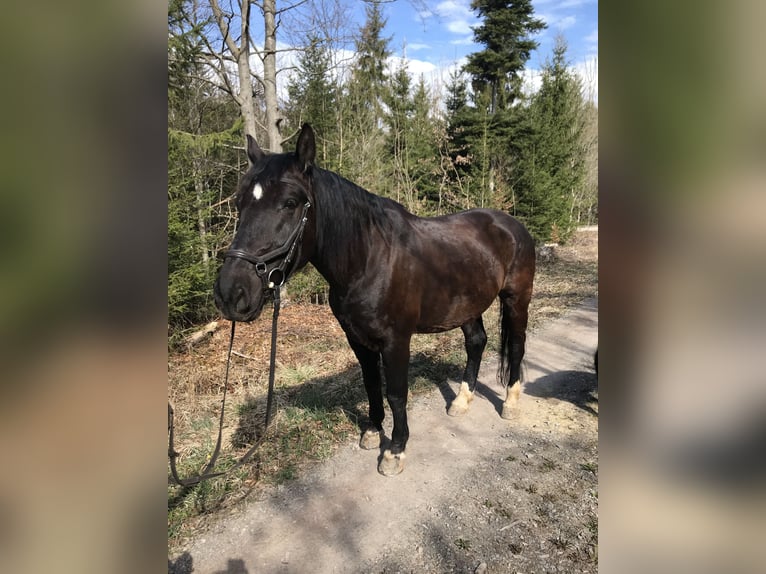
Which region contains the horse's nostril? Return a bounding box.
[234,287,249,314]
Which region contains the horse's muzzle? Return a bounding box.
[214,267,266,322]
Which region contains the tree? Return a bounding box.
[383,60,414,206]
[465,0,546,113]
[203,0,310,151]
[450,0,546,213]
[168,0,244,337]
[285,34,339,169]
[340,0,392,191]
[513,36,588,242]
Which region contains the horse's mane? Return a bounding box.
[311,167,406,275]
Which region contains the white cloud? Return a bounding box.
[431,0,478,38]
[538,12,577,30]
[450,35,475,46]
[585,28,598,57]
[522,55,598,105]
[574,56,598,104]
[446,20,472,35]
[388,55,437,78]
[407,43,431,52]
[557,15,577,29]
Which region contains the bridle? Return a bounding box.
[168,199,312,487]
[223,200,312,292]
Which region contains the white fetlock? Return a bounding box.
[378,449,406,476]
[448,382,474,417]
[360,429,382,450]
[501,380,521,420]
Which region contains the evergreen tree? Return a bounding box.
[340,0,392,192]
[383,66,443,213]
[349,0,392,124]
[384,60,414,206]
[167,0,243,338]
[409,76,443,214]
[513,36,588,243]
[465,0,546,113]
[449,0,546,213]
[285,34,339,170]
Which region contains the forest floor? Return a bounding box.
[168,228,598,574]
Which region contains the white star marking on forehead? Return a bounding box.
[252,182,263,200]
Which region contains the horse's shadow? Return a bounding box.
[523,369,598,416]
[231,351,465,449]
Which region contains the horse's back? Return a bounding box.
[412,208,532,263]
[394,208,533,332]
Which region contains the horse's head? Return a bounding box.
[214,124,316,322]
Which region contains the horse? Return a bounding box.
[214,124,535,476]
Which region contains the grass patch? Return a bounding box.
[454,538,472,551]
[549,535,571,550]
[279,363,319,386]
[539,456,559,472]
[167,451,248,541]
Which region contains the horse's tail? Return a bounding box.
[498,297,515,387]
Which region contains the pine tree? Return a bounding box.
[409,76,443,214]
[513,36,588,243]
[384,60,414,206]
[450,0,546,212]
[341,0,392,192]
[167,0,243,337]
[465,0,546,113]
[349,1,392,124]
[285,35,339,169]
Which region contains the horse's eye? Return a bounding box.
[284,198,298,210]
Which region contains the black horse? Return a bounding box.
[215,124,535,476]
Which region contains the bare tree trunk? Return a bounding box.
[209,0,258,139]
[263,0,282,152]
[193,158,210,271]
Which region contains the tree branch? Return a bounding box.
[209,0,240,58]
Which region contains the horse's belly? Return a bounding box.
[415,289,497,333]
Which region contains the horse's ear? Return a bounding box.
[295,123,315,172]
[246,134,265,164]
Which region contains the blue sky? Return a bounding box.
[340,0,598,102]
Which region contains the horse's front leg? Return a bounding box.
[347,336,384,450]
[378,336,411,476]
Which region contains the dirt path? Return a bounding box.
[170,299,598,574]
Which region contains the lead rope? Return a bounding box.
[168,286,282,487]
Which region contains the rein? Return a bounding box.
[168,203,311,487]
[168,287,281,487]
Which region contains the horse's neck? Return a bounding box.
[309,174,383,287]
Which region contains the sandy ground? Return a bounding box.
[169,298,598,574]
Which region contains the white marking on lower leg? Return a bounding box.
[448,381,474,416]
[505,380,521,406]
[252,182,263,200]
[501,380,521,419]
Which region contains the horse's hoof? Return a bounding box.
[448,402,470,417]
[360,429,382,450]
[501,404,516,420]
[447,382,473,416]
[378,449,406,476]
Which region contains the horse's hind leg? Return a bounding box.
[347,336,384,450]
[448,317,487,416]
[499,285,532,419]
